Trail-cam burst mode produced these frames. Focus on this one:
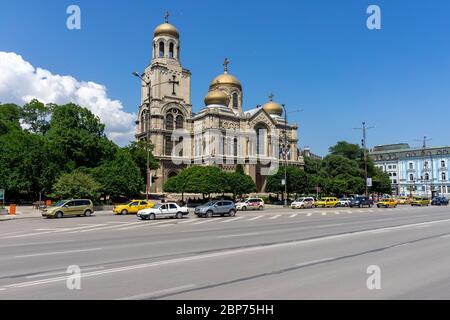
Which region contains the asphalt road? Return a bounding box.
[0,205,449,300]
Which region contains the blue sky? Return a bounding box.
[1,0,450,155]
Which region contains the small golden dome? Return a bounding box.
[154,23,179,38]
[204,89,230,106]
[209,58,242,90]
[262,94,283,116]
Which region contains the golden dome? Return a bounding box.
[154,23,179,38]
[262,94,283,116]
[209,58,242,90]
[204,89,230,106]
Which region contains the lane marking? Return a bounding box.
[290,214,298,218]
[177,219,197,224]
[15,248,102,259]
[296,257,336,267]
[269,215,281,220]
[217,232,260,239]
[307,213,313,217]
[6,218,450,289]
[117,221,170,230]
[1,224,109,239]
[220,217,244,223]
[71,222,143,233]
[247,216,264,221]
[321,212,327,216]
[116,284,196,300]
[335,211,341,215]
[26,267,105,279]
[193,218,223,225]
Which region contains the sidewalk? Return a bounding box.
[0,206,42,221]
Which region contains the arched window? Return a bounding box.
[169,43,174,58]
[425,173,430,181]
[166,114,174,130]
[442,160,446,168]
[255,124,268,156]
[175,115,184,129]
[153,43,156,59]
[409,174,414,181]
[442,172,447,181]
[165,136,173,156]
[159,42,165,58]
[232,93,238,110]
[233,137,238,157]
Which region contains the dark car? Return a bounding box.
[349,196,374,208]
[194,201,237,218]
[431,197,449,206]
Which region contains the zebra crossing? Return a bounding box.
[0,206,427,240]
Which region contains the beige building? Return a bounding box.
[135,16,304,193]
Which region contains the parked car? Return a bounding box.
[235,198,264,211]
[137,203,189,220]
[315,197,340,208]
[42,199,94,219]
[113,200,155,215]
[349,196,374,208]
[339,198,352,207]
[195,200,237,218]
[411,197,431,207]
[431,197,449,206]
[291,197,315,209]
[397,197,412,205]
[377,198,398,208]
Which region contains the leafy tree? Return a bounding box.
[46,103,117,171]
[52,171,101,200]
[124,140,159,183]
[225,172,256,199]
[0,103,22,134]
[329,141,364,161]
[92,149,143,199]
[21,99,51,134]
[266,166,310,198]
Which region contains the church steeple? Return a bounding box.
[152,12,180,62]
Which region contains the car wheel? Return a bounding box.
[149,213,156,220]
[206,210,213,218]
[242,206,247,211]
[84,210,92,217]
[258,206,264,211]
[55,212,63,219]
[176,212,183,219]
[121,210,128,215]
[229,209,236,217]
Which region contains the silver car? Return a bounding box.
[195,201,237,218]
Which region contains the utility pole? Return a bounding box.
[415,136,433,198]
[354,122,375,196]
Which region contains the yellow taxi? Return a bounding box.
[377,198,398,208]
[113,200,155,215]
[411,197,431,207]
[397,197,412,205]
[315,197,340,208]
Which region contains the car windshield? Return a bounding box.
[153,204,162,209]
[52,200,68,207]
[203,202,214,207]
[296,198,305,202]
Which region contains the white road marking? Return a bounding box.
[335,211,341,215]
[307,213,313,217]
[116,284,196,300]
[26,267,105,279]
[15,248,102,259]
[346,210,352,214]
[296,257,335,267]
[290,214,298,218]
[7,218,448,289]
[321,212,327,216]
[247,216,264,221]
[217,232,260,239]
[220,217,244,223]
[193,218,223,225]
[1,224,109,239]
[73,222,143,233]
[269,215,281,220]
[117,221,170,230]
[177,219,197,224]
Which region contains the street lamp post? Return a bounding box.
[133,72,152,201]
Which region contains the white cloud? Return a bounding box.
[0,51,136,146]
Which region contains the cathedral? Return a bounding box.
[135,15,305,194]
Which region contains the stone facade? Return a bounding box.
[135,17,304,193]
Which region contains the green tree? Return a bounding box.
[21,99,52,134]
[0,103,22,134]
[52,172,101,200]
[225,172,256,199]
[46,103,117,171]
[266,166,310,198]
[124,140,159,183]
[329,141,364,161]
[92,149,143,199]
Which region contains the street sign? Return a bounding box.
[281,179,286,186]
[367,178,373,187]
